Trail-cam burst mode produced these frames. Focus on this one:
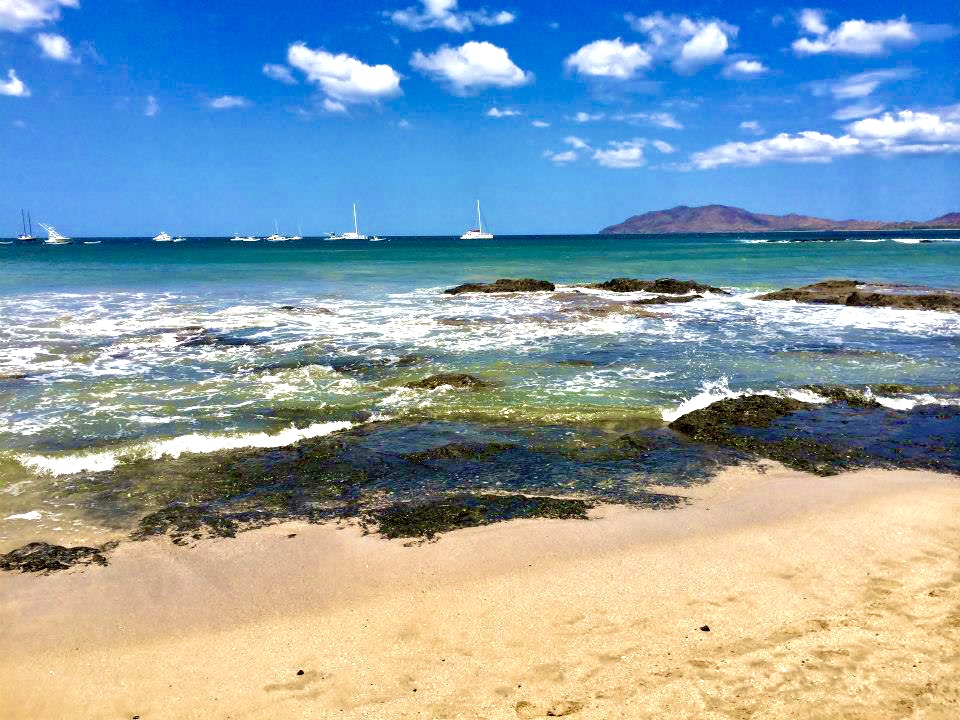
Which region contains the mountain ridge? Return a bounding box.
[599,205,960,235]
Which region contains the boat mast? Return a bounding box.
[21,209,26,236]
[28,211,32,236]
[353,203,359,235]
[477,200,483,234]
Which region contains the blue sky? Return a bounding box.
[1,0,958,235]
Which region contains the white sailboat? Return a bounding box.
[153,231,173,242]
[328,203,367,240]
[17,209,36,241]
[460,200,494,240]
[289,222,303,241]
[265,220,288,242]
[39,223,71,245]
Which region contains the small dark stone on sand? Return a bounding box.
[297,669,304,676]
[700,625,710,632]
[406,373,491,390]
[287,533,297,538]
[444,278,556,295]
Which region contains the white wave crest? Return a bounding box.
[14,420,354,477]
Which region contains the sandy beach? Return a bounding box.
[2,462,959,719]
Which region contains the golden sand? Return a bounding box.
[2,462,958,719]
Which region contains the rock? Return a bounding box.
[0,541,114,574]
[756,280,960,313]
[178,329,266,347]
[402,442,517,464]
[700,625,711,632]
[588,278,728,295]
[278,305,334,314]
[296,669,304,676]
[633,294,703,305]
[803,385,880,408]
[669,395,810,440]
[406,373,491,390]
[444,278,556,295]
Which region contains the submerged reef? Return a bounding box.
[757,280,960,312]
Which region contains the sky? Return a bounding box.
[1,0,959,236]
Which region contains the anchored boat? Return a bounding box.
[460,200,493,240]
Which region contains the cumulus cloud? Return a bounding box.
[386,0,514,33]
[0,69,29,96]
[544,149,578,164]
[564,38,651,79]
[263,63,297,85]
[35,32,73,61]
[722,59,767,78]
[792,14,919,56]
[593,139,646,168]
[652,140,675,154]
[144,95,159,117]
[486,106,519,117]
[531,120,550,128]
[739,120,763,134]
[287,44,402,105]
[691,105,960,168]
[208,95,250,110]
[411,41,532,94]
[626,12,738,74]
[0,0,77,32]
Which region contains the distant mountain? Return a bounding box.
[599,205,960,235]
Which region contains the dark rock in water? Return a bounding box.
[803,385,880,408]
[0,541,114,573]
[633,294,703,305]
[178,329,267,347]
[406,373,491,390]
[402,441,518,464]
[0,373,30,381]
[588,278,728,295]
[557,359,597,367]
[278,305,334,314]
[364,493,592,540]
[132,503,243,545]
[756,280,960,313]
[670,395,810,438]
[444,278,556,295]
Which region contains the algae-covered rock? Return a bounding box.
[803,385,880,408]
[132,503,243,545]
[406,373,492,390]
[443,278,556,295]
[0,541,115,574]
[589,278,728,295]
[402,442,517,464]
[669,395,810,439]
[365,493,592,541]
[757,280,960,312]
[633,294,703,305]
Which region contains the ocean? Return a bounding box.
[2,231,960,551]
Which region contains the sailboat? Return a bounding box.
[39,223,71,245]
[460,200,494,240]
[153,231,173,242]
[265,220,288,242]
[17,209,36,241]
[328,203,367,240]
[289,222,303,241]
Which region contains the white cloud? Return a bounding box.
[486,107,520,118]
[798,9,828,36]
[544,149,578,164]
[593,139,646,168]
[145,95,159,117]
[287,44,402,107]
[691,105,960,168]
[387,0,514,33]
[821,68,911,99]
[739,120,763,134]
[208,95,250,110]
[35,32,73,61]
[792,15,917,56]
[652,140,675,154]
[322,98,347,113]
[263,63,297,85]
[571,111,604,123]
[626,12,738,74]
[722,59,767,78]
[0,68,29,97]
[411,41,532,94]
[531,120,550,128]
[832,104,885,121]
[0,0,77,33]
[564,136,590,150]
[624,111,683,129]
[564,38,651,79]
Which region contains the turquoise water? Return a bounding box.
[1,232,959,548]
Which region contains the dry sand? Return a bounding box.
[1,462,959,719]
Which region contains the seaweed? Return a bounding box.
[0,541,115,574]
[402,442,518,464]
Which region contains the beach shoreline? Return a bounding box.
[2,462,958,719]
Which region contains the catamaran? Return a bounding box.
[460,200,493,240]
[265,220,288,242]
[39,223,71,245]
[230,233,259,242]
[153,231,173,242]
[17,209,36,241]
[289,223,303,241]
[328,203,367,240]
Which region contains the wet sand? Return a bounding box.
[2,462,959,719]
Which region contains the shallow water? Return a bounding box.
[2,232,959,550]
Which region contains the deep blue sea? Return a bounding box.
[2,231,959,548]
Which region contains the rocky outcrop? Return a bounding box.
[444,278,555,295]
[0,541,115,573]
[406,373,492,390]
[589,278,728,295]
[756,280,960,313]
[633,294,703,305]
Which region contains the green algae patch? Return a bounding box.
[132,503,243,545]
[402,442,518,464]
[670,395,810,436]
[0,541,116,574]
[406,373,492,390]
[365,494,592,541]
